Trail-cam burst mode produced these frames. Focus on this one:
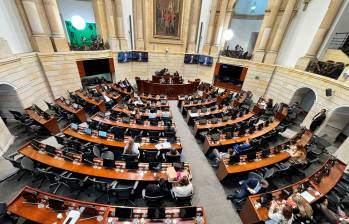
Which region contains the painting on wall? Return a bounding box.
[153,0,182,39]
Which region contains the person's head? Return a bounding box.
[179,176,190,186]
[227,148,234,156]
[321,109,327,114]
[292,194,313,218]
[282,204,293,220]
[170,148,177,155]
[125,138,135,154]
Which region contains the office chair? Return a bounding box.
[142,150,160,163]
[19,157,43,182]
[93,145,101,158]
[128,129,142,138]
[57,173,90,199]
[98,122,110,132]
[110,126,125,140]
[121,154,139,162]
[101,151,115,160]
[87,120,99,130]
[174,193,193,206]
[164,153,181,163]
[111,186,136,206]
[4,151,24,180]
[88,177,117,204]
[36,168,65,193]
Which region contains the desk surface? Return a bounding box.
[110,83,134,96]
[91,115,173,131]
[20,144,172,181]
[112,106,172,118]
[63,127,182,151]
[240,158,346,223]
[8,186,205,224]
[75,90,107,113]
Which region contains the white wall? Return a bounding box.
[276,0,330,67]
[121,0,133,50]
[197,0,212,53]
[57,0,95,23]
[226,19,262,53]
[0,0,32,54]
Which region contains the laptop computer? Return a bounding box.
[147,207,166,220]
[179,207,197,219]
[83,128,92,135]
[125,161,139,170]
[103,159,116,169]
[48,198,65,212]
[71,123,78,130]
[114,207,133,219]
[98,131,107,138]
[229,155,240,164]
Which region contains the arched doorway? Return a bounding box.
[323,106,349,153]
[0,83,22,120]
[290,87,316,124]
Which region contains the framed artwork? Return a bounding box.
[153,0,183,39]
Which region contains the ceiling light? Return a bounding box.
[71,15,86,30]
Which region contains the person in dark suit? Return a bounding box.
[310,109,326,132]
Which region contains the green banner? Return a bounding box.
[65,21,97,47]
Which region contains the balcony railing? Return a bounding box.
[306,59,345,80]
[220,49,252,60]
[69,35,108,51]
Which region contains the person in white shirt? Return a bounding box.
[171,176,193,198]
[124,139,140,156]
[266,201,293,224]
[148,109,157,119]
[161,110,171,118]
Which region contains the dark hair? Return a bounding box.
[180,176,189,186]
[282,205,293,220]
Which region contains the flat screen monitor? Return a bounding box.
[114,207,133,219]
[117,52,133,63]
[149,162,161,171]
[83,128,92,135]
[81,206,98,218]
[246,152,256,161]
[179,207,197,219]
[132,51,148,62]
[103,159,115,169]
[125,161,139,170]
[22,191,38,203]
[262,148,270,158]
[45,145,56,155]
[147,207,166,219]
[48,198,65,212]
[229,155,240,164]
[198,55,213,66]
[184,54,199,64]
[71,123,78,130]
[98,131,107,138]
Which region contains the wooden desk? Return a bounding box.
[193,106,262,136]
[112,106,172,119]
[75,90,107,113]
[95,85,121,102]
[216,130,313,181]
[186,107,227,125]
[240,158,346,224]
[140,93,168,101]
[91,115,174,131]
[181,99,217,114]
[20,144,173,181]
[8,186,206,224]
[54,98,87,123]
[152,74,182,84]
[8,186,109,224]
[202,107,288,154]
[136,77,200,100]
[110,83,134,97]
[63,127,182,152]
[25,108,60,134]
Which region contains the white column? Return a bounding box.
[202,0,218,54]
[114,0,128,50]
[104,0,118,50]
[187,0,202,53]
[133,0,145,50]
[211,0,229,55]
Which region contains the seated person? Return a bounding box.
[165,148,181,162]
[208,148,234,167]
[171,176,193,198]
[290,194,313,221]
[164,123,175,133]
[148,109,157,119]
[288,144,307,165]
[161,109,171,118]
[123,139,140,157]
[266,201,293,224]
[316,197,349,224]
[143,179,170,198]
[233,139,251,154]
[227,175,268,200]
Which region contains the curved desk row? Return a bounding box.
[8,186,205,224]
[239,157,346,224]
[91,115,175,131]
[110,83,134,97]
[54,98,87,123]
[216,130,313,181]
[202,106,288,154]
[25,107,60,134]
[75,90,107,113]
[193,106,262,136]
[63,127,182,151]
[20,144,188,181]
[112,106,172,119]
[136,77,200,100]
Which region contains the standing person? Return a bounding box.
[310,109,327,132]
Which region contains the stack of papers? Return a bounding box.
[155,142,172,149]
[300,191,316,203]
